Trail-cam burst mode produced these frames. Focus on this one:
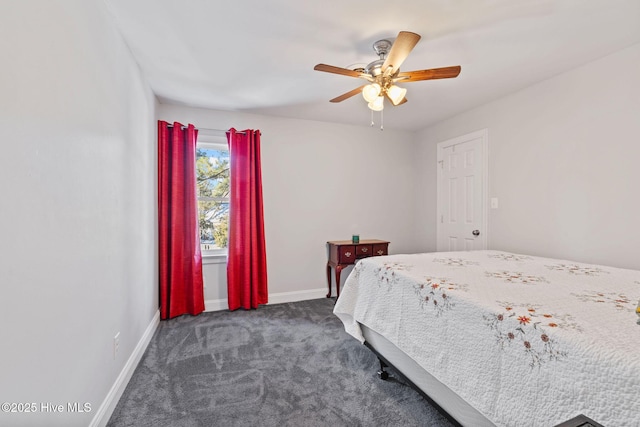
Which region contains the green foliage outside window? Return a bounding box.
[196,147,229,251]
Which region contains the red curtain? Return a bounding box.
[226,128,268,310]
[158,121,205,319]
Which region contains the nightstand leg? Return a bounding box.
[335,265,343,298]
[326,263,332,298]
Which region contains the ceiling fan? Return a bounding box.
[314,31,461,111]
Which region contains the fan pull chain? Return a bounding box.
[369,110,384,130]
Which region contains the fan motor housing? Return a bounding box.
[365,59,384,77]
[366,39,392,76]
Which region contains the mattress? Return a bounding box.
[333,250,640,426]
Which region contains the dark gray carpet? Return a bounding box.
[107,298,454,427]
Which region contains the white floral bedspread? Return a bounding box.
[333,250,640,426]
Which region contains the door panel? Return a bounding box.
[437,130,487,251]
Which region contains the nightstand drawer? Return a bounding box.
[326,239,390,298]
[356,244,372,258]
[338,245,356,263]
[373,243,388,256]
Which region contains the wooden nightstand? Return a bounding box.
[326,239,389,298]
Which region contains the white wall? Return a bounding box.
[0,1,158,426]
[415,43,640,270]
[3,2,636,424]
[158,105,419,305]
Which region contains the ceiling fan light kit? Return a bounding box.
[362,83,381,103]
[387,85,407,106]
[368,96,385,112]
[314,31,461,126]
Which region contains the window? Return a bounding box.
[196,134,229,256]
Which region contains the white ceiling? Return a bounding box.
[103,0,640,131]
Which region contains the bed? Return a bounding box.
[333,250,640,426]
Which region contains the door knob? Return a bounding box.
[472,230,480,236]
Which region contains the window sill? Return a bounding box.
[202,253,227,265]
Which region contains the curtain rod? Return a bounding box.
[165,124,246,135]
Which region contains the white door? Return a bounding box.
[437,129,488,251]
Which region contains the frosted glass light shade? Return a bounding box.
[368,96,384,111]
[387,85,407,105]
[362,83,381,102]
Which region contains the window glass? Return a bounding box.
[196,139,229,254]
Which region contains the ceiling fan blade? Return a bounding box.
[382,31,421,74]
[314,64,367,78]
[330,85,366,103]
[396,66,461,82]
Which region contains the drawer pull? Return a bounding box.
[345,251,352,257]
[377,250,384,255]
[361,248,368,253]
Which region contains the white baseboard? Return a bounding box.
[204,298,229,312]
[89,310,160,427]
[268,288,329,304]
[205,287,329,312]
